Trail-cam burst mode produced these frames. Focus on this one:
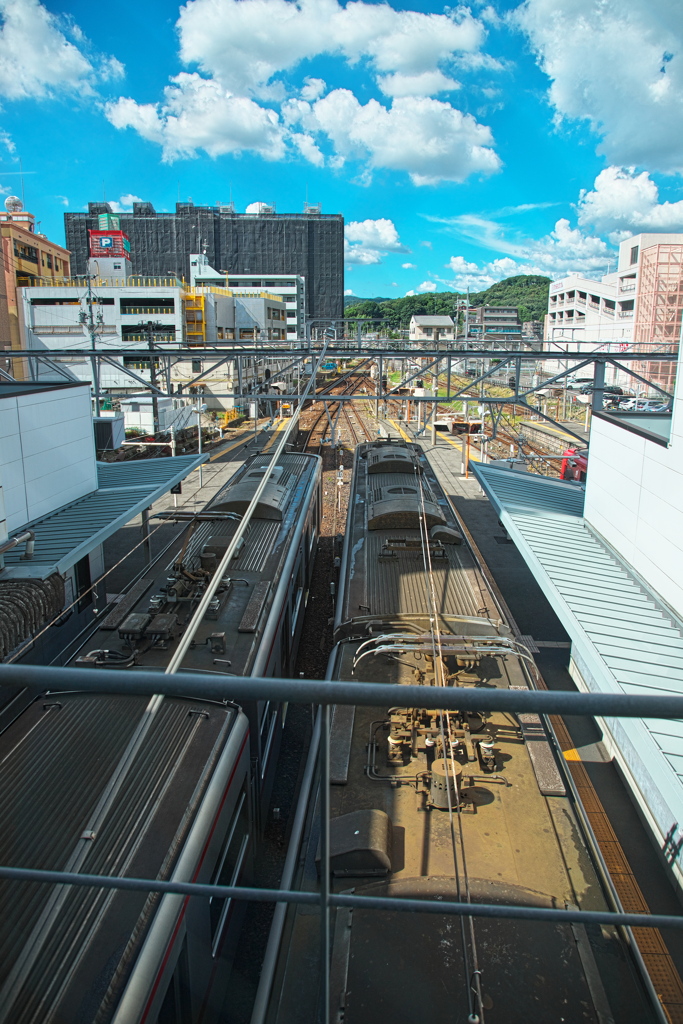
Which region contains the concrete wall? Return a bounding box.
[583,347,683,617]
[0,384,97,531]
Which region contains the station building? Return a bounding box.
[473,341,683,889]
[18,278,289,409]
[0,380,203,663]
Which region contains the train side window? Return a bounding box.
[209,788,250,957]
[260,702,279,778]
[291,556,304,633]
[156,938,192,1024]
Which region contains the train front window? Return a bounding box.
[209,789,250,956]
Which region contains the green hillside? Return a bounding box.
[344,275,551,327]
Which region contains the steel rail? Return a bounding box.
[3,663,683,719]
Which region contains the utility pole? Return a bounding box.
[141,320,163,434]
[79,274,103,416]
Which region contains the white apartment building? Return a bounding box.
[18,280,291,412]
[546,233,683,392]
[189,255,306,342]
[226,273,306,342]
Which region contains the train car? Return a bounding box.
[561,444,588,481]
[73,450,321,811]
[0,691,250,1024]
[0,451,322,1024]
[257,440,659,1024]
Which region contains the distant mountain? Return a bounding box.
[344,275,551,325]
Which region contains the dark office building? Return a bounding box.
[64,201,345,321]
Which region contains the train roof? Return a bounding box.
[0,691,245,1024]
[337,441,485,632]
[73,451,320,678]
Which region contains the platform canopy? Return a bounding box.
[472,461,683,865]
[2,455,205,579]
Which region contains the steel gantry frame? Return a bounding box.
[8,338,677,444]
[0,661,681,1024]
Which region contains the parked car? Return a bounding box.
[565,377,595,390]
[618,398,671,413]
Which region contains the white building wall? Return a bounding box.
[227,274,306,340]
[0,384,97,532]
[583,345,683,617]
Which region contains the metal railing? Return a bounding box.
[0,662,681,1021]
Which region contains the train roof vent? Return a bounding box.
[367,488,446,530]
[210,463,288,520]
[315,809,393,877]
[212,481,287,520]
[367,446,422,474]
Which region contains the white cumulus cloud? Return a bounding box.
[107,194,143,213]
[516,0,683,170]
[402,262,417,269]
[104,0,503,182]
[378,70,460,98]
[441,218,614,288]
[577,166,683,241]
[292,90,501,184]
[177,0,486,97]
[405,280,438,295]
[105,73,287,163]
[0,0,123,99]
[346,218,408,252]
[344,217,409,265]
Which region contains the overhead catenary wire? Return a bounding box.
[411,456,484,1023]
[164,343,328,675]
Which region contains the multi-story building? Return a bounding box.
[467,305,522,344]
[18,280,289,411]
[0,197,71,360]
[65,201,344,322]
[545,233,683,392]
[226,274,305,342]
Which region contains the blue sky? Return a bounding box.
[2,0,683,297]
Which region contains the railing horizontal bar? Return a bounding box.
[2,663,683,719]
[0,864,681,931]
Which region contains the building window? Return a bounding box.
[630,245,639,265]
[192,360,202,373]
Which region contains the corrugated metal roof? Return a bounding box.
[472,460,683,835]
[4,454,205,576]
[411,315,454,326]
[475,463,585,519]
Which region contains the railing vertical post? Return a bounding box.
[320,702,331,1024]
